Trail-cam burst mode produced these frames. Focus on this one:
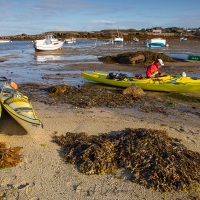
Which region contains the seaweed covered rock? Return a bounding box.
[48,84,73,95]
[123,84,146,98]
[53,128,200,192]
[0,57,7,62]
[118,54,145,64]
[98,51,177,64]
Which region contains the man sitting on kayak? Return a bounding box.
[146,59,165,78]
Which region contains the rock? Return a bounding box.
[48,85,71,95]
[123,84,145,98]
[0,57,7,62]
[129,54,145,64]
[118,56,130,64]
[117,55,145,64]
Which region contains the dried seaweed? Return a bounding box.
[53,128,200,192]
[0,142,23,168]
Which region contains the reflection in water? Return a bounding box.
[35,55,62,62]
[35,53,98,62]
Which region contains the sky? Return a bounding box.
[0,0,199,36]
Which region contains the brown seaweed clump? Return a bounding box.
[47,85,138,108]
[0,142,23,168]
[18,83,140,108]
[48,85,72,95]
[53,128,200,193]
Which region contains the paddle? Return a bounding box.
[0,77,18,90]
[0,103,2,118]
[0,76,9,81]
[10,82,18,90]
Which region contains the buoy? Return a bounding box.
[182,72,186,77]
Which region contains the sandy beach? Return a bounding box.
[1,92,200,200]
[0,39,200,200]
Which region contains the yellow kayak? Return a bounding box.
[92,71,200,84]
[81,72,200,94]
[0,82,43,133]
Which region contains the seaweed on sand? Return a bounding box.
[0,142,22,168]
[47,85,139,108]
[53,128,200,193]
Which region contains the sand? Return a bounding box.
[0,92,200,200]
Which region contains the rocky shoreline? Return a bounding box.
[1,30,200,42]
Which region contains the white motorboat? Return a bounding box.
[133,37,139,42]
[65,37,76,44]
[0,40,11,43]
[33,35,65,51]
[145,38,166,47]
[180,37,187,42]
[113,37,124,43]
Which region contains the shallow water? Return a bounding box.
[0,39,200,86]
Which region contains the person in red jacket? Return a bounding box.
[146,59,164,78]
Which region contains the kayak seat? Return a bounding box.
[15,107,32,112]
[5,97,29,105]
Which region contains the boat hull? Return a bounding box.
[0,83,43,133]
[167,53,200,61]
[81,72,200,94]
[113,37,124,42]
[2,104,41,133]
[0,40,11,43]
[146,38,166,47]
[188,55,200,61]
[33,35,65,51]
[92,72,200,84]
[34,42,64,51]
[65,38,76,44]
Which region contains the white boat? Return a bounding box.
[180,37,187,42]
[0,81,43,133]
[65,37,76,44]
[33,35,65,51]
[0,39,11,43]
[145,38,166,47]
[113,37,124,43]
[133,37,139,42]
[113,21,124,43]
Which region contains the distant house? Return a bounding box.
[152,27,162,34]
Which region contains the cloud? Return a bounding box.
[90,20,114,25]
[0,0,199,36]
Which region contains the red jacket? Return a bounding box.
[146,62,159,78]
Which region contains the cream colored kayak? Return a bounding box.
[0,82,43,133]
[82,72,200,94]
